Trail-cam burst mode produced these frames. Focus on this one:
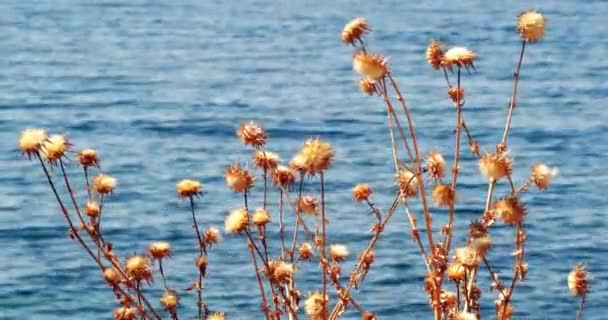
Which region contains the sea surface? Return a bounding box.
[1,1,607,319]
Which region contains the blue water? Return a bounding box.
[1,1,607,319]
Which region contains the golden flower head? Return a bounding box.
[237,121,266,148]
[304,291,328,318]
[160,290,179,310]
[41,134,70,164]
[208,312,225,320]
[442,47,476,70]
[77,148,99,167]
[568,263,589,296]
[92,174,117,195]
[203,226,221,246]
[297,195,319,216]
[329,244,349,262]
[448,87,465,104]
[517,10,546,42]
[273,261,294,283]
[103,267,122,285]
[225,208,249,233]
[352,183,372,202]
[470,236,492,257]
[125,255,152,282]
[426,40,444,70]
[252,208,271,227]
[18,128,48,157]
[176,179,202,198]
[426,151,446,180]
[113,306,137,320]
[224,163,255,192]
[148,241,171,260]
[531,163,557,189]
[479,153,512,181]
[440,290,457,309]
[456,311,478,320]
[271,165,296,187]
[341,17,370,45]
[432,184,454,208]
[297,137,335,175]
[353,52,389,81]
[493,197,526,225]
[298,242,314,261]
[397,168,419,198]
[253,150,280,170]
[447,262,466,282]
[455,246,480,268]
[359,78,378,96]
[84,201,101,218]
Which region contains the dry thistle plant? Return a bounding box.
[18,9,591,320]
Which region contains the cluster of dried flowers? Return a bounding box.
[19,8,591,320]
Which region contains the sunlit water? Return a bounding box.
[1,1,607,319]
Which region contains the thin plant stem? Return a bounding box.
[576,294,586,320]
[279,190,286,260]
[263,167,268,209]
[320,172,328,319]
[500,40,527,147]
[380,78,414,165]
[444,66,463,255]
[289,176,305,262]
[84,166,92,200]
[387,73,435,251]
[159,259,169,290]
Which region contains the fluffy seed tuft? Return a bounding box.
[176,179,202,198]
[225,208,249,233]
[568,264,589,296]
[352,183,372,202]
[341,17,370,45]
[237,121,266,148]
[19,128,48,157]
[353,52,389,81]
[517,10,546,42]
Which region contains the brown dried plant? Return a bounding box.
[19,9,592,320]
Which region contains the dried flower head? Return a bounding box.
[352,183,372,202]
[353,52,389,81]
[432,184,454,208]
[253,150,280,170]
[252,208,270,226]
[84,201,101,218]
[297,195,319,215]
[289,153,308,172]
[496,301,513,320]
[176,179,202,198]
[113,306,137,320]
[92,174,117,195]
[237,121,266,148]
[148,241,171,260]
[479,153,512,180]
[456,311,478,320]
[125,255,152,282]
[493,197,526,225]
[442,47,476,70]
[203,226,221,245]
[426,151,446,180]
[568,264,589,296]
[329,244,349,262]
[531,163,558,189]
[426,40,444,70]
[225,208,249,233]
[341,17,370,45]
[448,87,465,104]
[397,168,419,198]
[19,128,48,157]
[470,236,492,257]
[447,262,466,282]
[362,250,376,267]
[297,138,334,175]
[455,246,480,268]
[160,290,179,310]
[271,165,296,187]
[298,242,314,261]
[208,312,225,320]
[224,163,255,192]
[273,261,294,283]
[77,148,99,167]
[469,220,488,239]
[304,291,328,318]
[103,267,122,285]
[517,10,546,42]
[196,256,208,272]
[41,134,70,164]
[359,78,378,96]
